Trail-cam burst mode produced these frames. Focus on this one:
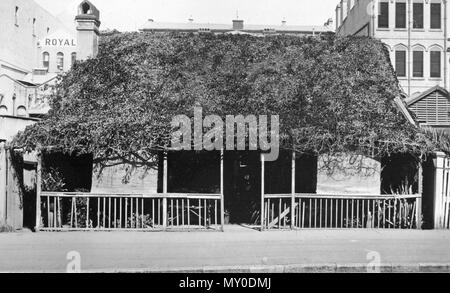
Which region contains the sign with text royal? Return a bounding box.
[40,30,77,48]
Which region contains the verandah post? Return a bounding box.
[261,153,265,231]
[162,151,168,230]
[291,151,296,230]
[35,148,42,232]
[433,152,446,229]
[417,161,423,230]
[220,150,224,232]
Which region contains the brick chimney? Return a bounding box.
[232,19,244,30]
[75,1,101,61]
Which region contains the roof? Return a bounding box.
[405,85,450,106]
[140,20,331,34]
[77,0,100,20]
[0,74,37,88]
[393,96,417,126]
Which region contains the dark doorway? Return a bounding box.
[224,151,261,225]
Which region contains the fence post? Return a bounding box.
[220,150,224,232]
[162,151,168,231]
[0,143,6,225]
[35,149,42,232]
[291,151,296,230]
[261,153,265,231]
[417,162,423,230]
[433,152,446,229]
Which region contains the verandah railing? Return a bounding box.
[262,193,422,230]
[260,153,423,231]
[38,192,223,231]
[35,150,225,232]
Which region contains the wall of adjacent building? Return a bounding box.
[337,0,448,97]
[337,0,373,36]
[0,0,72,79]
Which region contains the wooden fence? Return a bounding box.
[38,192,223,231]
[262,193,422,230]
[260,153,423,230]
[35,150,225,232]
[434,153,450,229]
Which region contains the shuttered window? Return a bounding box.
[430,51,441,78]
[431,3,442,29]
[413,51,424,77]
[396,2,407,28]
[413,2,424,29]
[412,92,450,124]
[378,2,389,28]
[395,50,406,77]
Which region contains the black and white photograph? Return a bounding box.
[0,0,450,279]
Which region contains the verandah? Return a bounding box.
[33,150,423,232]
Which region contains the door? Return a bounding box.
[224,151,261,225]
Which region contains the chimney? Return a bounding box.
[335,4,341,32]
[232,19,244,30]
[75,1,101,61]
[340,0,348,23]
[347,0,354,14]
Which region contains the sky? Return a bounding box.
[35,0,338,32]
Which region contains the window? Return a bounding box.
[56,52,64,71]
[82,2,91,14]
[413,2,424,29]
[0,106,7,115]
[378,2,389,28]
[430,50,441,78]
[413,50,424,77]
[17,106,27,117]
[42,52,50,69]
[395,50,407,77]
[15,6,19,26]
[396,2,407,28]
[431,3,442,29]
[71,52,77,65]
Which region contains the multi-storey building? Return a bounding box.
[0,0,100,141]
[336,0,450,128]
[0,0,101,228]
[140,18,331,37]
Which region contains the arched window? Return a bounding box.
[57,52,64,71]
[0,106,8,115]
[16,106,27,117]
[394,45,407,77]
[43,52,50,69]
[430,47,442,78]
[71,52,77,66]
[412,46,425,77]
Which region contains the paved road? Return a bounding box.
[1,227,450,272]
